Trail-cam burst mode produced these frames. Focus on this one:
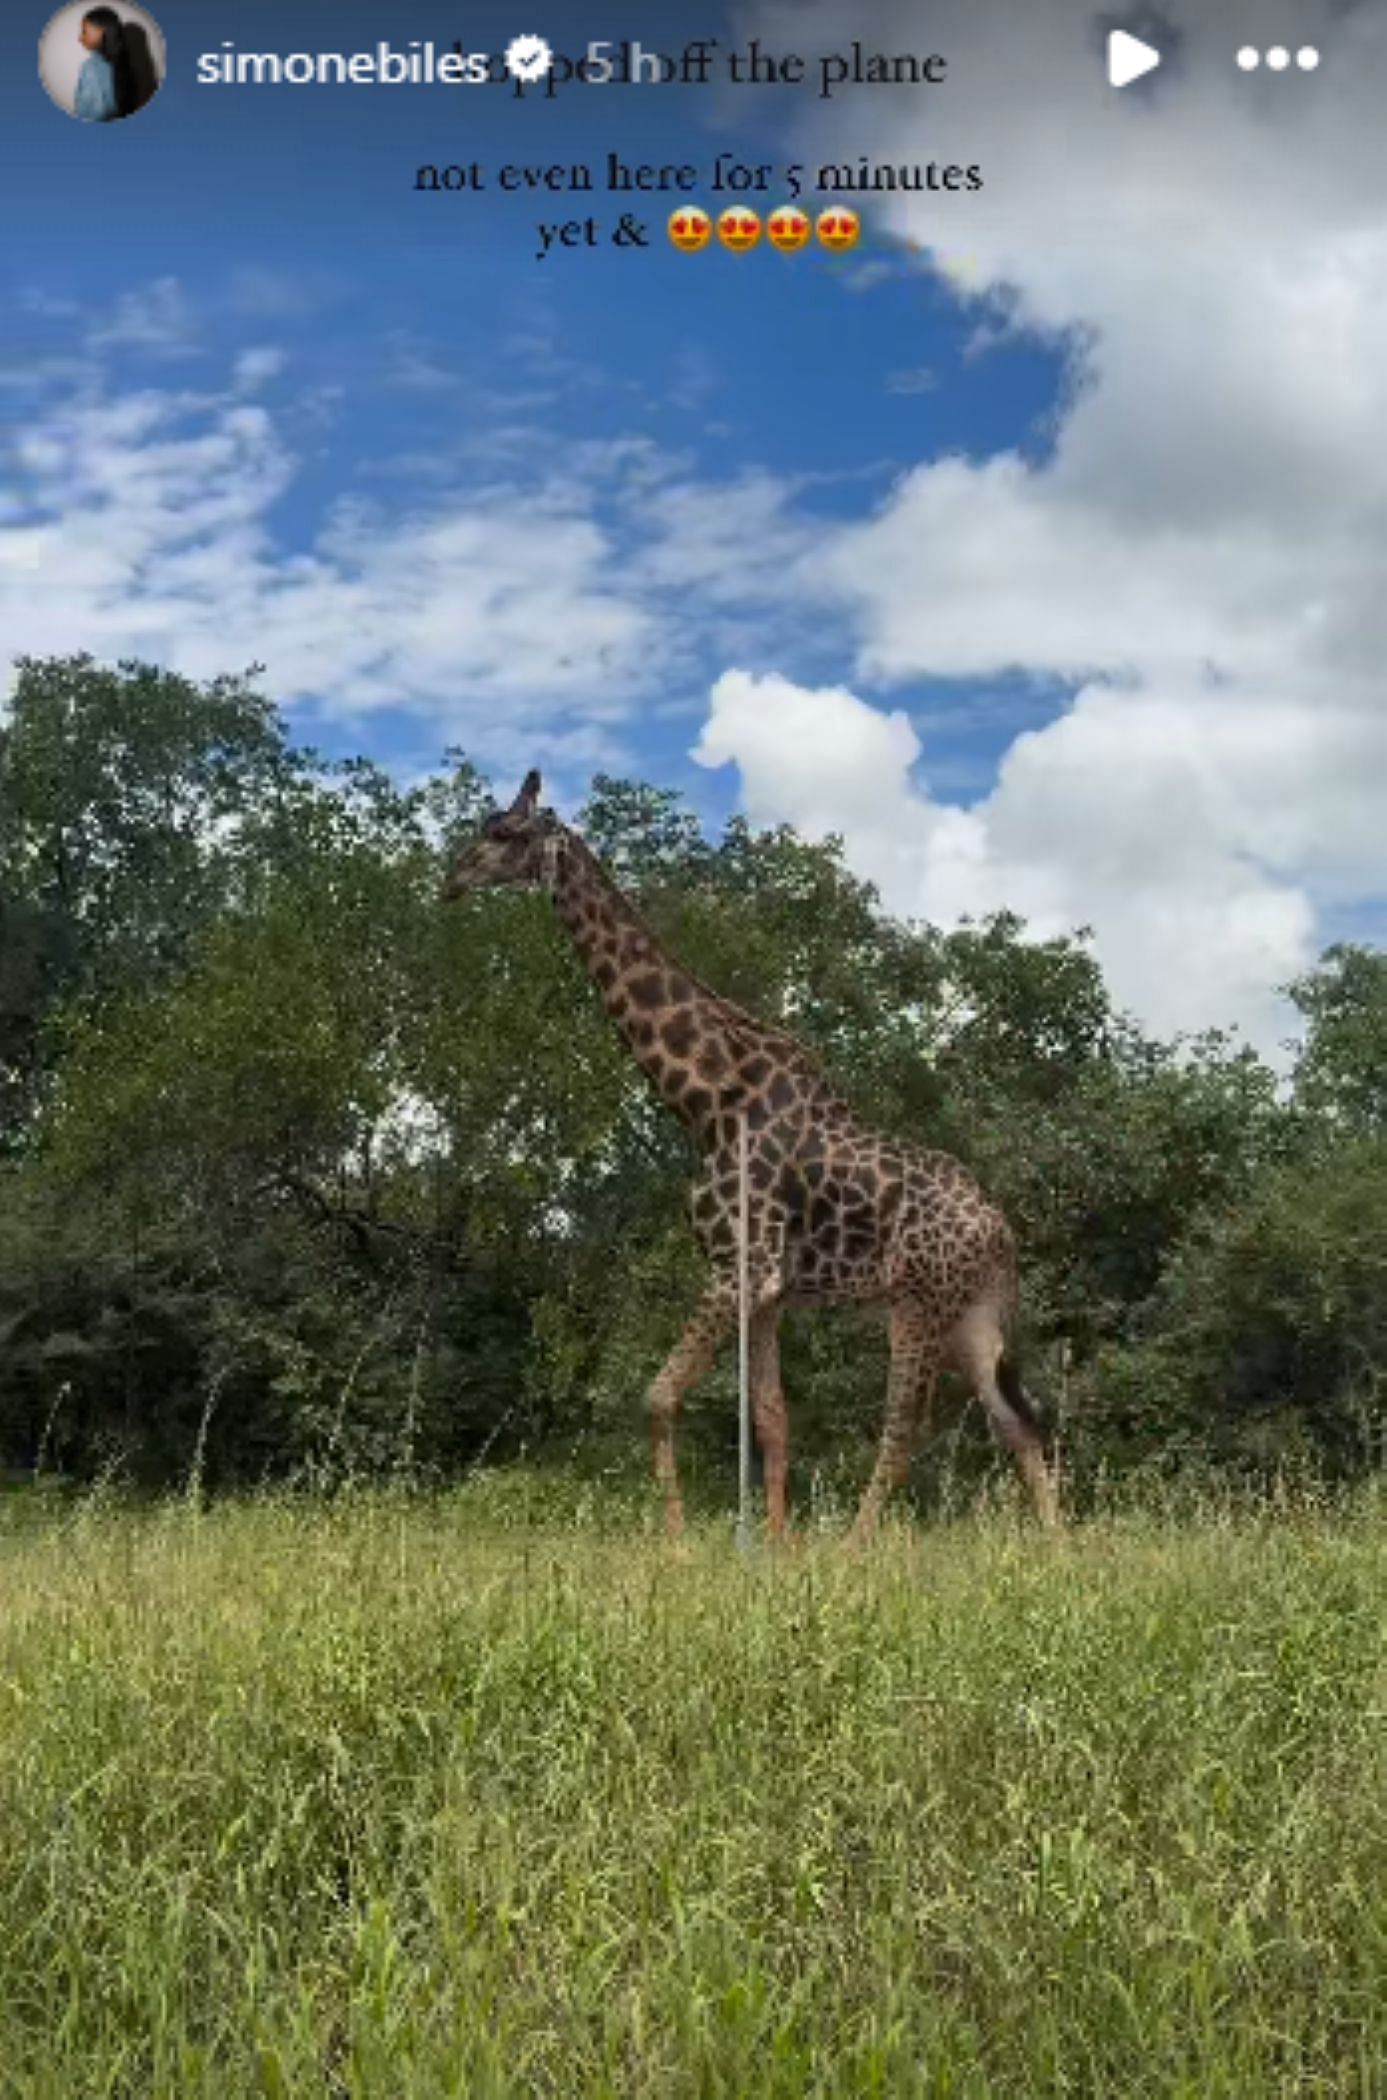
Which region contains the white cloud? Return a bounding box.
[694,0,1387,1050]
[627,470,820,609]
[694,668,1316,1050]
[232,347,286,392]
[0,339,805,773]
[86,276,199,356]
[1,381,653,744]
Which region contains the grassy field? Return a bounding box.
[0,1476,1383,2098]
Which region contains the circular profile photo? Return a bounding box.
[39,2,165,123]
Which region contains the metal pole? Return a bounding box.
[736,1110,752,1555]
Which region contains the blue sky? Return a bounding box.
[5,0,1385,1052]
[7,1,1067,806]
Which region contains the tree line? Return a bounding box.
[1,656,1382,1505]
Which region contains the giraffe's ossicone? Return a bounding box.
[443,772,1060,1540]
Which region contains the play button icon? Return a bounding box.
[1108,28,1162,86]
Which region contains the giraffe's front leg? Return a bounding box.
[647,1282,737,1537]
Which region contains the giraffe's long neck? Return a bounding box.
[548,831,770,1141]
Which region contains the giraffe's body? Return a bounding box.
[445,775,1059,1538]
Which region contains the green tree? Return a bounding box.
[1085,1139,1387,1483]
[1288,944,1387,1139]
[0,655,288,1140]
[4,656,1380,1496]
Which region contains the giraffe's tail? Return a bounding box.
[997,1353,1053,1456]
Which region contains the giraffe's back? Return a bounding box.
[718,1099,1019,1323]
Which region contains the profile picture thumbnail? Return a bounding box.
[39,2,165,123]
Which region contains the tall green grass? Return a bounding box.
[0,1478,1382,2096]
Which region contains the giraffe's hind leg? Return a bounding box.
[950,1303,1060,1527]
[847,1299,938,1548]
[749,1304,790,1538]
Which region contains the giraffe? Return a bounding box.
[442,771,1059,1543]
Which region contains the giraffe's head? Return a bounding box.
[441,769,560,900]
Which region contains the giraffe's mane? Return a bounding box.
[567,826,838,1091]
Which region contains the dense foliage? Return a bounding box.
[1,657,1383,1501]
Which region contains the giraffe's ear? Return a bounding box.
[511,769,542,819]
